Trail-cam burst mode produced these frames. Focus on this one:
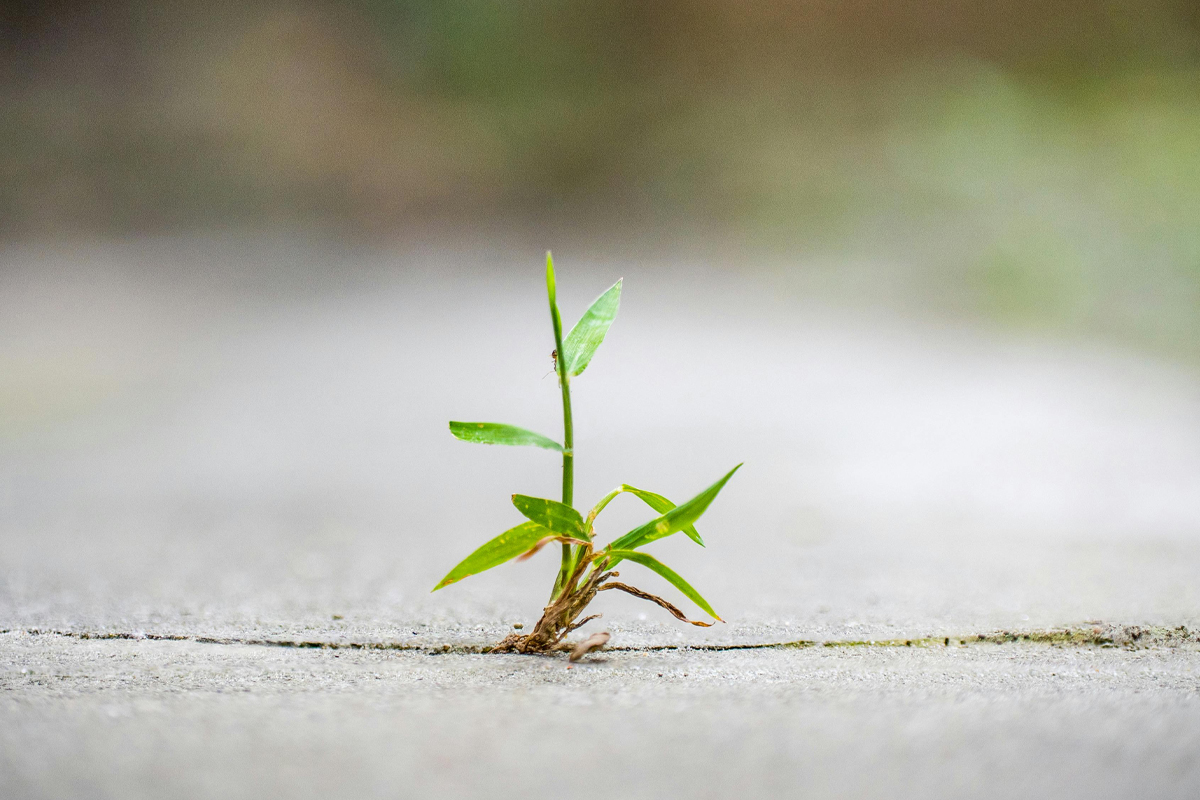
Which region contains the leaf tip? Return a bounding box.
[433,573,464,592]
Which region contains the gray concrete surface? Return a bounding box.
[2,236,1200,797]
[3,631,1199,800]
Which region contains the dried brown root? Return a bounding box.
[490,551,718,653]
[564,614,602,636]
[598,582,715,627]
[489,556,614,653]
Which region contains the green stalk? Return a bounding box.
[546,254,575,600]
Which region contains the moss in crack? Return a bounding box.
[806,625,1198,650]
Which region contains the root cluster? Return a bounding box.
[490,552,712,654]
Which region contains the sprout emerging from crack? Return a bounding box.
[433,253,741,654]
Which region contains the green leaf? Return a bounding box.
[619,485,703,546]
[562,279,621,376]
[512,495,588,542]
[547,253,568,387]
[586,484,704,546]
[546,251,558,309]
[433,521,554,591]
[605,549,721,621]
[609,464,741,553]
[448,421,562,451]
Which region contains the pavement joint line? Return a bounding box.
[4,624,1197,654]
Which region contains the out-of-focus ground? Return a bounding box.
[2,236,1198,645]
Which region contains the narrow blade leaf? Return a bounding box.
[449,421,562,451]
[606,549,721,621]
[562,279,621,376]
[512,495,588,542]
[547,253,568,385]
[609,464,741,552]
[433,521,553,591]
[619,485,703,546]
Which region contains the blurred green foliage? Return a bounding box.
[2,1,1198,356]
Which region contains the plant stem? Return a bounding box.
[546,254,575,600]
[556,371,574,597]
[560,381,573,508]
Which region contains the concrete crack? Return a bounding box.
[4,623,1196,654]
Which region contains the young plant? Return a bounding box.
[433,253,740,654]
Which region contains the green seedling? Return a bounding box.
[434,253,741,654]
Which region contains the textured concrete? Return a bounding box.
[2,236,1199,798]
[3,631,1200,800]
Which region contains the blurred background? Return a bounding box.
[3,0,1200,353]
[1,1,1199,638]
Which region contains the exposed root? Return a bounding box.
[490,558,614,653]
[599,582,714,627]
[491,544,722,653]
[564,614,602,636]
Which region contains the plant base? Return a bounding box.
[489,568,714,654]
